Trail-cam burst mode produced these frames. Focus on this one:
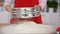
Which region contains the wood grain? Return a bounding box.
[0,24,10,27]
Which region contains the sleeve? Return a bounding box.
[39,0,47,10]
[4,0,13,6]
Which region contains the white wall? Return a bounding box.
[0,11,10,24]
[41,13,60,27]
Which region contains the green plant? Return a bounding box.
[47,0,58,8]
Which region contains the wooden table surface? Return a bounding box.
[0,24,10,27]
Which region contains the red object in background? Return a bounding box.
[10,0,42,24]
[56,27,60,31]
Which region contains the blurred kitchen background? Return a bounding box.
[0,0,60,27]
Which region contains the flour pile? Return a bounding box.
[1,21,56,34]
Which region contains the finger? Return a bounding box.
[9,12,13,18]
[34,5,40,11]
[37,6,41,16]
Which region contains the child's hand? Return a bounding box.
[34,5,42,16]
[34,5,41,12]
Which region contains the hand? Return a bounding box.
[34,5,42,16]
[5,5,13,17]
[34,5,41,11]
[8,11,13,18]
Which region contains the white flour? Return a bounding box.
[1,21,56,34]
